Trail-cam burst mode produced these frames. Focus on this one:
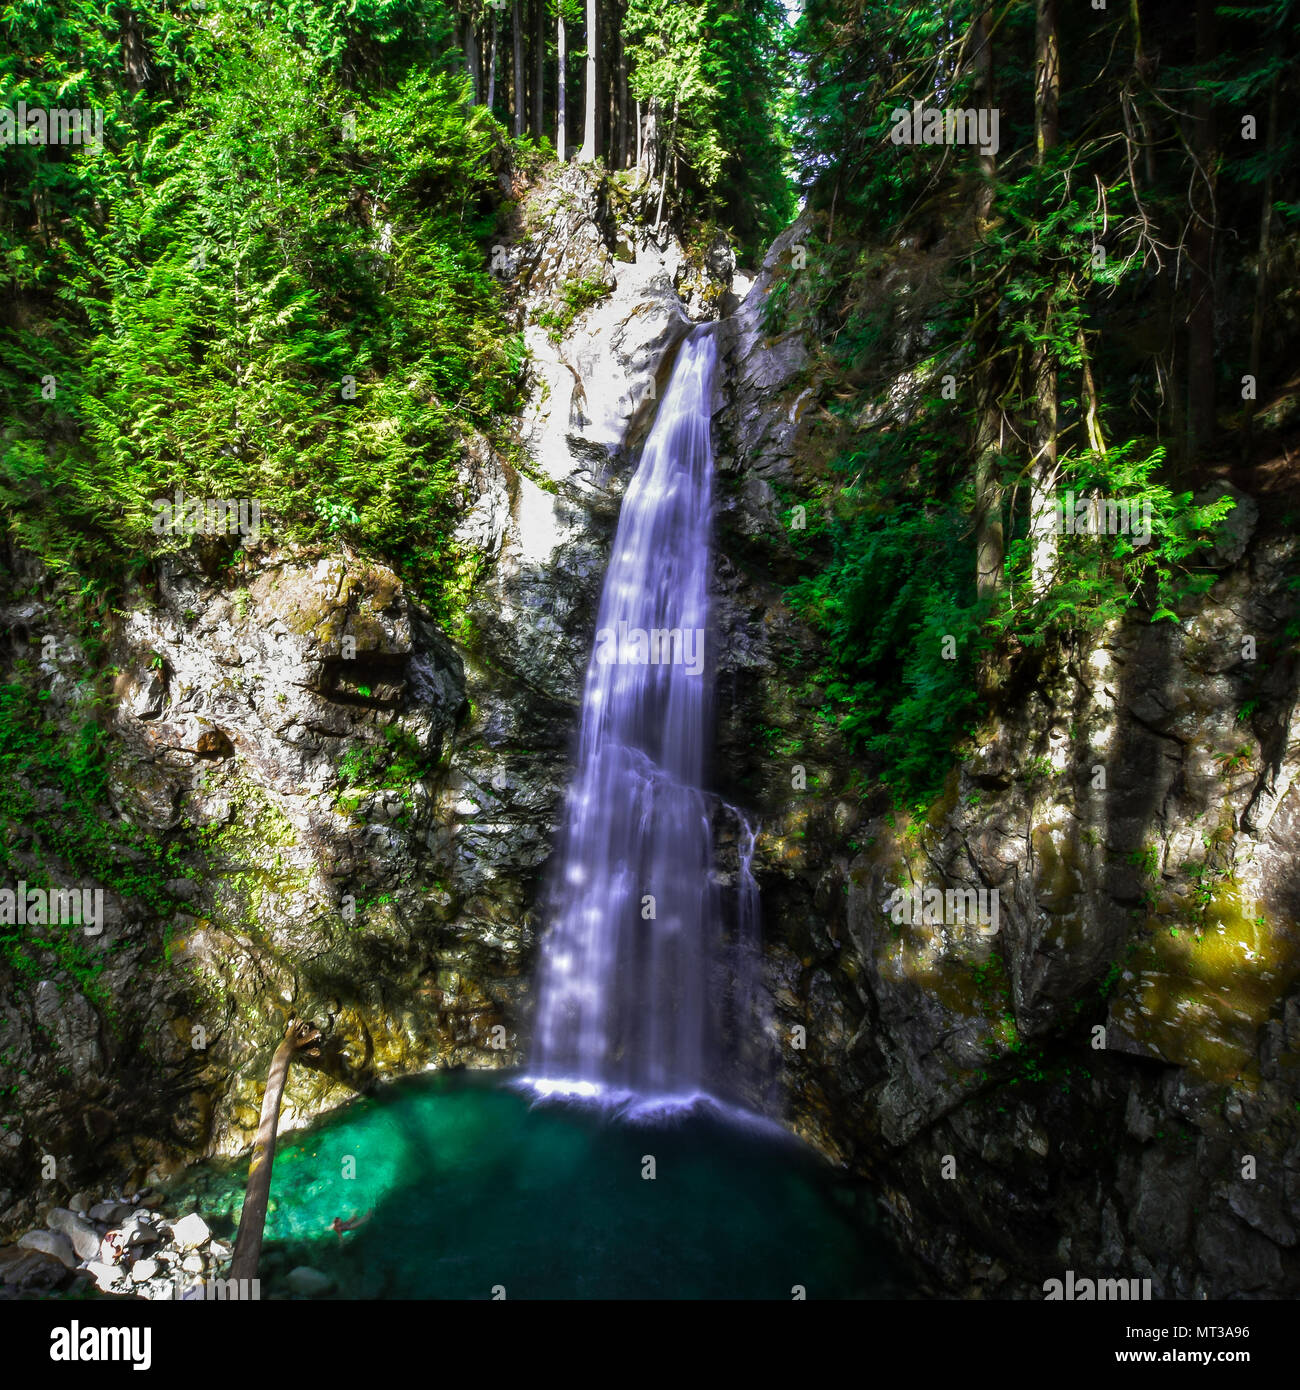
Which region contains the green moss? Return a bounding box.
[534,274,614,344]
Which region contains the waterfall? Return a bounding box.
[526,325,756,1107]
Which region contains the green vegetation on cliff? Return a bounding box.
[782,0,1299,803]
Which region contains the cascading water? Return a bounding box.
[526,325,757,1108]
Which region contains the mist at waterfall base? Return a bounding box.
[523,326,770,1120]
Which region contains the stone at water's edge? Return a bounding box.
[286,1266,334,1297]
[16,1229,77,1269]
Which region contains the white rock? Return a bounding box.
[131,1258,158,1283]
[84,1261,122,1292]
[169,1212,210,1250]
[181,1253,203,1274]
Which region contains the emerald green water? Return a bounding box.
[169,1072,901,1299]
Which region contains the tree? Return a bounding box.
[486,4,499,110]
[462,5,482,103]
[230,1020,322,1282]
[969,4,1004,602]
[1185,0,1218,457]
[578,0,599,161]
[533,0,545,134]
[1028,0,1061,597]
[512,0,526,136]
[557,2,568,159]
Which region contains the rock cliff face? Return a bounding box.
[3,164,1298,1301]
[714,213,1300,1298]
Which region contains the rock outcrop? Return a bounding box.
[713,215,1300,1298]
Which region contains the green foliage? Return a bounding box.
[776,0,1292,808]
[789,421,990,804]
[0,5,516,622]
[535,274,613,343]
[992,445,1236,645]
[0,683,188,1002]
[624,0,795,258]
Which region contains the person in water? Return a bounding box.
[330,1209,374,1246]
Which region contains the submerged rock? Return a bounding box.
[285,1266,334,1297]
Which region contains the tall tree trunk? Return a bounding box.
[654,96,677,231]
[578,0,599,162]
[640,97,657,184]
[615,0,628,168]
[971,5,1004,601]
[533,0,544,135]
[1185,0,1218,458]
[557,10,568,160]
[1028,0,1060,597]
[487,10,499,111]
[230,1021,321,1283]
[512,0,525,136]
[1244,72,1279,459]
[465,13,482,104]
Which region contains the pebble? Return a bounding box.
[10,1186,234,1302]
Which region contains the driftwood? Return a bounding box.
[230,1019,322,1282]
